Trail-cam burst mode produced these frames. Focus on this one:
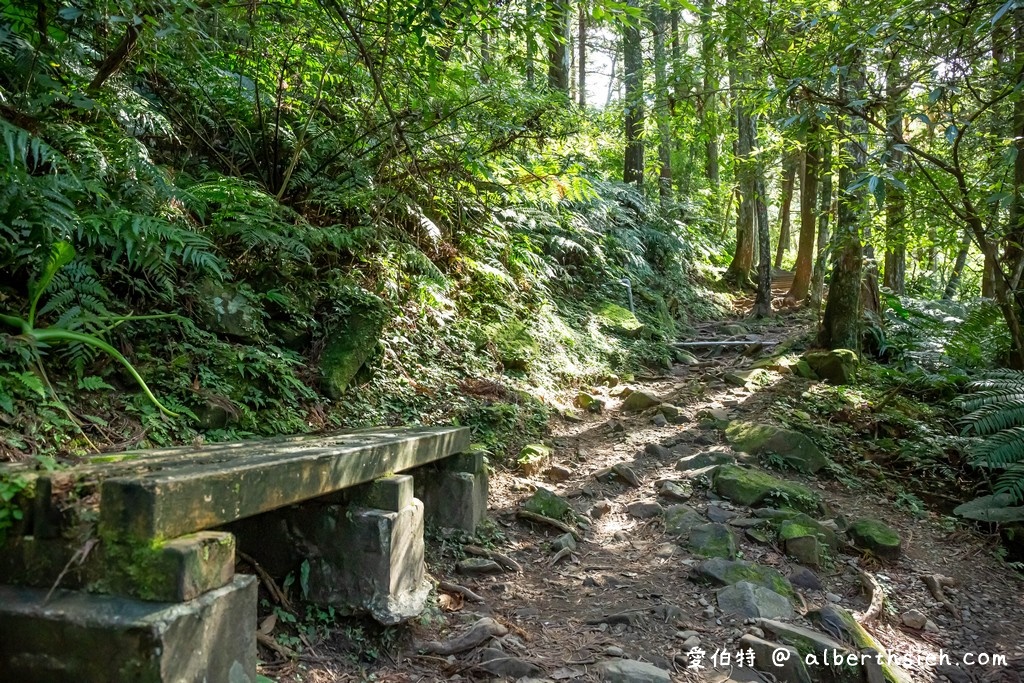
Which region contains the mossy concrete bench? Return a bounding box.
[0,425,484,682]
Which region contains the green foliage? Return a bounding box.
[955,371,1024,504]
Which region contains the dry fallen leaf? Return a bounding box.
[438,592,464,612]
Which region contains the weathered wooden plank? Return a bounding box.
[99,426,470,541]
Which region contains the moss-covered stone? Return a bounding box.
[724,368,770,388]
[847,518,902,559]
[522,488,572,521]
[695,558,796,600]
[517,444,552,476]
[712,465,823,514]
[725,421,827,473]
[664,505,704,536]
[595,301,644,337]
[320,298,387,398]
[802,349,859,385]
[717,581,793,619]
[622,390,661,412]
[810,605,913,683]
[687,523,737,559]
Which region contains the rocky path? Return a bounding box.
[284,305,1024,683]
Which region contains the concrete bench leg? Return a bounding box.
[415,451,488,533]
[0,574,257,682]
[286,475,430,625]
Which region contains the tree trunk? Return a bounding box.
[699,0,719,197]
[88,21,142,94]
[820,61,867,352]
[526,0,536,86]
[724,60,755,287]
[942,228,973,300]
[578,2,587,106]
[774,152,798,268]
[788,140,820,302]
[883,62,907,295]
[652,5,673,202]
[547,0,571,92]
[810,140,833,308]
[605,47,619,108]
[752,117,773,318]
[622,1,644,186]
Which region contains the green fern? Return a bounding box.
[956,370,1024,503]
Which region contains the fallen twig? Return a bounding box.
[439,580,485,603]
[516,510,581,541]
[240,551,297,615]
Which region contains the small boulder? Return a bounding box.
[687,523,738,559]
[717,582,794,619]
[664,505,704,537]
[712,465,823,514]
[576,391,605,413]
[725,368,770,388]
[479,648,543,679]
[551,533,577,553]
[695,558,795,599]
[544,464,573,482]
[725,421,827,473]
[457,558,503,575]
[591,500,613,518]
[627,501,664,519]
[847,518,902,559]
[517,444,552,476]
[676,450,736,472]
[656,480,693,502]
[522,488,572,520]
[651,413,668,428]
[787,567,823,591]
[622,391,662,412]
[644,443,674,460]
[801,348,859,385]
[611,463,641,487]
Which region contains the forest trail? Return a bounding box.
[268,298,1024,683]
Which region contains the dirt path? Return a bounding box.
[274,288,1024,683]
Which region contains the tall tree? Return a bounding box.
[622,2,644,186]
[810,141,833,308]
[547,0,571,92]
[788,128,821,302]
[820,58,867,351]
[724,60,755,286]
[699,0,719,198]
[752,123,773,317]
[774,152,798,268]
[578,1,587,106]
[882,59,906,294]
[651,4,673,201]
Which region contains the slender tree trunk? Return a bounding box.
[578,2,587,106]
[605,47,619,108]
[700,0,719,197]
[724,61,755,286]
[942,228,973,300]
[983,253,997,297]
[526,0,536,86]
[622,1,644,186]
[88,22,142,93]
[820,60,867,352]
[774,152,798,268]
[752,117,773,317]
[670,10,688,194]
[547,0,571,92]
[789,139,820,302]
[652,5,673,202]
[883,62,907,294]
[810,140,834,309]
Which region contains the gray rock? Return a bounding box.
[717,582,794,619]
[682,635,701,650]
[739,634,811,683]
[627,501,664,519]
[825,592,842,604]
[801,348,859,385]
[457,558,503,575]
[651,414,669,428]
[551,533,577,553]
[612,463,641,487]
[901,609,927,629]
[695,559,795,598]
[846,518,902,559]
[687,523,738,559]
[644,443,674,460]
[591,500,613,518]
[656,480,693,502]
[544,465,573,482]
[595,659,671,683]
[622,391,662,412]
[707,505,738,523]
[787,567,823,591]
[664,505,704,537]
[676,450,736,472]
[479,648,543,679]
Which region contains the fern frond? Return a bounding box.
[959,399,1024,435]
[969,426,1024,468]
[994,464,1024,504]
